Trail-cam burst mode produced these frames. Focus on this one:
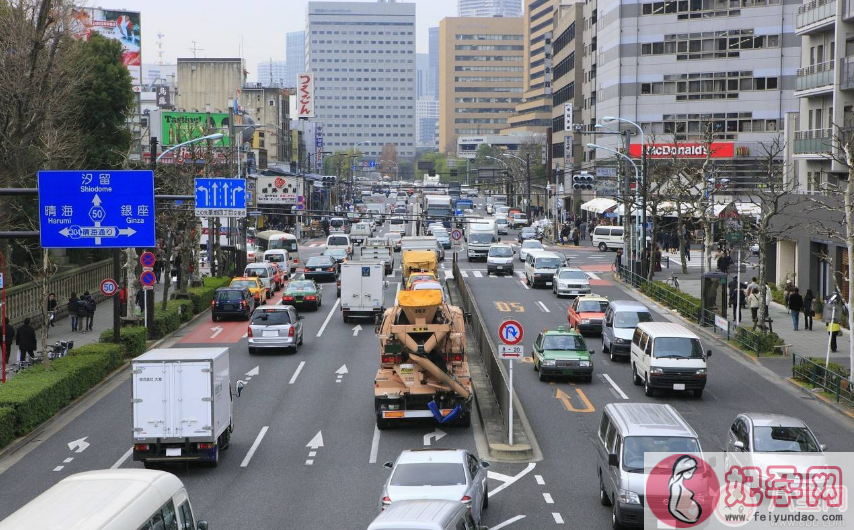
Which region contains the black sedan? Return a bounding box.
[303,255,338,282]
[324,248,349,265]
[518,227,539,243]
[211,287,255,321]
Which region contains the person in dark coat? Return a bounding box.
[803,289,815,331]
[729,282,745,322]
[78,291,93,333]
[68,292,80,332]
[47,293,57,327]
[15,318,36,365]
[3,318,14,366]
[788,287,804,331]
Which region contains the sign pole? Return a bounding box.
[736,247,742,326]
[509,359,514,446]
[497,319,523,447]
[113,249,121,343]
[826,306,836,367]
[144,288,148,329]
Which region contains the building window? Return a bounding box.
[641,30,780,60]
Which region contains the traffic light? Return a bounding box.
[450,168,458,177]
[573,172,594,190]
[321,176,336,188]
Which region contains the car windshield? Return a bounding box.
[522,228,535,235]
[325,249,347,258]
[496,218,507,225]
[216,290,243,301]
[578,300,608,312]
[614,311,653,328]
[391,218,404,224]
[558,270,588,281]
[542,335,586,350]
[413,282,442,290]
[752,427,821,452]
[433,229,448,235]
[306,257,333,267]
[230,280,256,289]
[251,310,291,325]
[288,281,315,292]
[244,268,268,278]
[535,257,561,269]
[265,253,285,263]
[327,236,348,246]
[330,219,344,227]
[622,437,701,473]
[489,247,513,257]
[522,241,542,249]
[470,233,495,244]
[390,463,466,487]
[653,337,704,358]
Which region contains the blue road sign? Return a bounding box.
[140,270,156,287]
[195,178,246,218]
[38,170,155,249]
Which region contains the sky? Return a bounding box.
[113,0,458,81]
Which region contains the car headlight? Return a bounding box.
[695,368,707,376]
[614,338,625,344]
[650,367,664,375]
[579,361,591,367]
[559,282,568,288]
[581,319,590,324]
[542,360,556,366]
[619,489,641,505]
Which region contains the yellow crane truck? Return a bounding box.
[374,290,472,429]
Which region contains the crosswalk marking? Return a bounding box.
[473,271,483,278]
[460,270,469,278]
[516,271,525,278]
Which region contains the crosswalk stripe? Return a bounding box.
[473,271,482,278]
[460,270,469,278]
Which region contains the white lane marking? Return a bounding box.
[289,361,306,385]
[487,471,515,482]
[460,270,469,278]
[535,474,545,485]
[241,332,248,338]
[111,447,133,469]
[369,425,381,464]
[602,373,629,399]
[489,515,526,530]
[520,281,529,290]
[516,271,525,278]
[53,466,64,472]
[537,301,550,313]
[305,459,314,466]
[63,457,74,464]
[473,270,483,278]
[553,513,565,524]
[489,462,536,498]
[543,492,554,504]
[587,272,601,280]
[316,299,340,337]
[241,426,269,468]
[308,451,317,457]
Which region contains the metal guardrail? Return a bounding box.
[453,257,511,429]
[792,354,854,407]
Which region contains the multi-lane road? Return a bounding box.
[0,197,851,529]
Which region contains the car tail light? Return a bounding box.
[288,327,295,338]
[210,300,216,307]
[381,496,392,509]
[134,444,149,451]
[283,296,294,302]
[327,267,335,272]
[381,354,403,364]
[197,442,215,450]
[461,495,472,508]
[306,295,317,301]
[247,327,253,337]
[242,300,249,309]
[294,258,299,263]
[452,353,463,362]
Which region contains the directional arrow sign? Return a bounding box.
[306,431,324,450]
[335,365,349,376]
[67,437,90,453]
[210,326,224,339]
[195,178,247,218]
[352,325,362,337]
[245,366,260,377]
[423,428,447,446]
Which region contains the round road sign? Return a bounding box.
[139,270,156,288]
[100,278,118,297]
[451,229,463,241]
[498,319,524,346]
[140,251,156,268]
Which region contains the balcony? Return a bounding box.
[796,0,836,34]
[793,128,833,155]
[796,60,835,94]
[841,56,854,89]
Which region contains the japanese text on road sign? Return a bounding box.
[195,178,247,218]
[499,345,524,360]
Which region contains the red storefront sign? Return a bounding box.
[629,142,734,158]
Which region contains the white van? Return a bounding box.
[367,500,478,530]
[592,226,624,252]
[630,322,711,398]
[330,217,348,233]
[0,469,207,530]
[326,233,353,256]
[263,249,290,279]
[524,250,565,288]
[244,262,278,294]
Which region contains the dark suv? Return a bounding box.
[211,287,255,321]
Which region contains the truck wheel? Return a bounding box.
[248,347,257,355]
[342,311,349,323]
[644,376,654,397]
[598,243,608,252]
[376,414,391,430]
[483,484,489,508]
[632,365,642,385]
[538,369,546,382]
[220,428,231,450]
[208,446,220,467]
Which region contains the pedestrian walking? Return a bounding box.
[745,277,759,298]
[788,287,803,331]
[729,284,744,322]
[748,287,762,329]
[783,280,794,313]
[614,248,623,272]
[560,224,570,245]
[15,318,36,365]
[572,227,580,246]
[68,292,80,332]
[153,254,163,284]
[3,317,14,366]
[47,293,57,327]
[82,291,96,332]
[580,221,588,241]
[803,289,815,331]
[135,288,145,316]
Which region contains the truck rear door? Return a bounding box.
[362,263,384,309]
[174,362,214,438]
[133,362,172,439]
[132,361,213,439]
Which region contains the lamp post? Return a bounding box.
[503,153,531,224]
[484,156,509,199]
[587,143,638,273]
[156,133,225,163]
[350,141,372,203]
[602,117,646,259]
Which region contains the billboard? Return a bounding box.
[297,73,315,118]
[256,175,302,205]
[70,8,142,92]
[160,112,231,147]
[629,142,735,159]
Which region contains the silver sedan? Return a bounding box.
[247,305,304,355]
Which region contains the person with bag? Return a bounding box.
[68,292,80,332]
[79,291,95,333]
[15,318,36,365]
[748,287,762,330]
[787,287,803,331]
[803,289,815,331]
[729,283,744,322]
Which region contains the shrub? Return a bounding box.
[99,326,148,356]
[149,303,182,339]
[187,276,231,314]
[70,342,127,371]
[0,407,13,448]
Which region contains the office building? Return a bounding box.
[257,60,288,86]
[458,0,523,17]
[176,58,246,112]
[240,83,290,165]
[417,53,430,99]
[438,16,525,153]
[416,97,439,149]
[504,0,558,135]
[429,27,440,98]
[285,31,305,89]
[457,133,531,158]
[306,0,417,158]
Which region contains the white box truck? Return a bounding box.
[340,260,387,323]
[131,347,245,468]
[467,221,498,261]
[360,241,394,275]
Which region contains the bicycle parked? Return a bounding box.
[664,272,680,290]
[13,340,73,372]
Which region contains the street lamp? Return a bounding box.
[484,156,509,199]
[601,117,647,258]
[156,133,225,162]
[588,143,637,271]
[502,153,533,223]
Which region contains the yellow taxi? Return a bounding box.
[405,272,437,290]
[230,276,268,304]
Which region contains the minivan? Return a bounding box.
[630,322,711,398]
[597,403,704,529]
[602,301,653,362]
[263,249,290,279]
[329,217,348,233]
[592,226,624,252]
[326,234,353,256]
[367,500,482,530]
[243,263,277,295]
[524,250,565,288]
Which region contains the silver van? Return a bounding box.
[597,403,703,529]
[602,301,653,362]
[367,499,483,530]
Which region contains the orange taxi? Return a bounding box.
[229,276,268,304]
[567,294,609,334]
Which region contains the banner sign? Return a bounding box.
[297,73,315,118]
[71,8,142,92]
[161,112,231,147]
[256,175,301,205]
[629,143,735,159]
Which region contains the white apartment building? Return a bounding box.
[458,0,523,17]
[416,97,439,148]
[257,60,287,86]
[306,0,417,159]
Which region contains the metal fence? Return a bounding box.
[792,354,854,407]
[453,257,510,430]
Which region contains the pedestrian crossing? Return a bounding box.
[458,269,527,279]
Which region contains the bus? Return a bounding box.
[255,230,300,273]
[0,469,207,530]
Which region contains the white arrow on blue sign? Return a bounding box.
[195,178,247,218]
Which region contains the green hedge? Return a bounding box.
[99,326,148,356]
[187,276,232,314]
[0,407,13,448]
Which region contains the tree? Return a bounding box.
[473,144,503,167]
[378,143,397,177]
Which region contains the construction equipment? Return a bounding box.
[374,290,472,429]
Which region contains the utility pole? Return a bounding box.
[622,129,632,273]
[525,152,532,224]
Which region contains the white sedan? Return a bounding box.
[519,239,544,262]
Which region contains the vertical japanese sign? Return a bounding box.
[297,73,315,118]
[564,103,573,166]
[315,124,324,171]
[70,8,142,92]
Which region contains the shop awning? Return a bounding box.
[580,198,618,214]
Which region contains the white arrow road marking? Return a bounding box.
[67,437,90,453]
[488,462,535,498]
[587,272,601,280]
[289,361,306,385]
[489,515,526,530]
[316,299,340,337]
[210,326,224,339]
[352,325,362,336]
[245,366,260,377]
[306,431,324,449]
[240,426,269,468]
[111,447,133,469]
[335,364,348,383]
[602,373,629,400]
[369,425,381,464]
[423,428,447,446]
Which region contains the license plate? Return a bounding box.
[497,266,503,270]
[166,448,181,457]
[673,383,686,390]
[263,330,278,337]
[296,297,304,302]
[224,304,234,310]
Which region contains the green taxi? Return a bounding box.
[532,326,594,382]
[280,279,322,311]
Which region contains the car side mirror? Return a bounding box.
[481,461,490,468]
[608,453,619,467]
[298,315,304,320]
[235,380,246,398]
[197,521,209,530]
[383,461,394,470]
[706,349,712,357]
[465,312,472,325]
[820,443,828,451]
[589,350,595,355]
[733,441,745,450]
